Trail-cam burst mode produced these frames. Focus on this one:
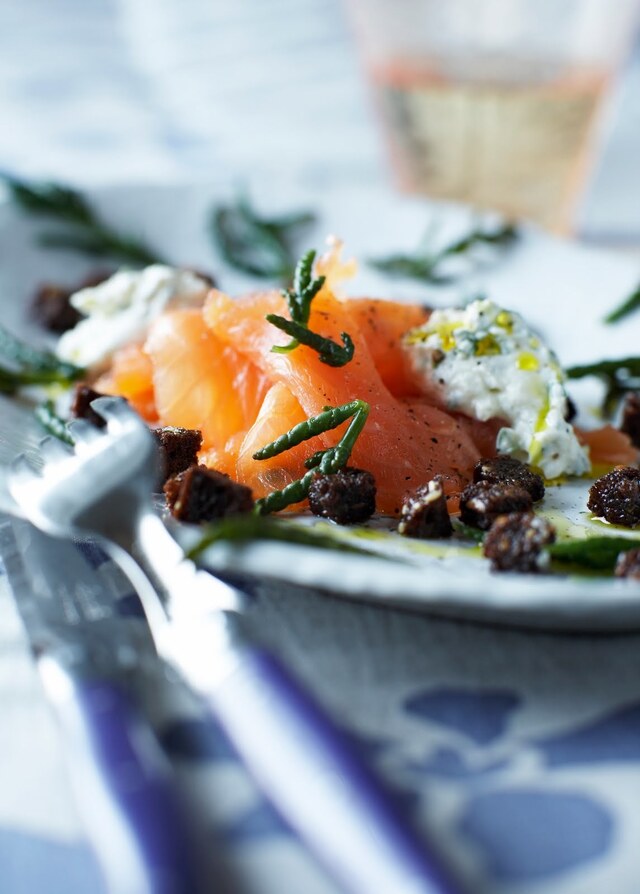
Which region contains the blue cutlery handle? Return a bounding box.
[208,647,462,894]
[42,663,198,894]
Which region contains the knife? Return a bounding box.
[0,397,201,894]
[0,516,204,894]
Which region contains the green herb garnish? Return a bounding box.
[449,515,639,573]
[369,221,518,284]
[270,249,324,353]
[1,174,163,266]
[267,249,355,367]
[0,325,80,379]
[267,316,355,367]
[211,192,316,281]
[187,514,376,560]
[604,283,640,325]
[0,324,84,394]
[451,518,486,543]
[548,536,639,572]
[566,356,640,417]
[254,399,370,514]
[34,400,74,445]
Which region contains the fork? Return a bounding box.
[9,396,461,894]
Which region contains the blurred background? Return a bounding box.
[1,0,639,240]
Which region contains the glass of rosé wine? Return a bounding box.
[347,0,640,232]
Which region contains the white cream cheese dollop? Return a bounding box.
[56,265,210,369]
[404,298,590,479]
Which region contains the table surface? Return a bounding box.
[2,3,640,894]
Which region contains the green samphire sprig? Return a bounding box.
[211,192,316,282]
[566,356,640,418]
[34,400,74,445]
[369,221,518,284]
[0,324,84,394]
[603,283,640,325]
[1,173,163,266]
[267,249,355,367]
[186,513,375,560]
[253,399,370,515]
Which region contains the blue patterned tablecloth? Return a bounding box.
[2,2,640,893]
[6,538,640,894]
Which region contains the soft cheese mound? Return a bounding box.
[56,265,210,368]
[404,298,590,478]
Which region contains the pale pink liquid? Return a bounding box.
[370,61,609,231]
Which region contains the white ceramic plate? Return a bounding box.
[2,177,640,630]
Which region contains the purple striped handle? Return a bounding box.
[42,663,199,894]
[208,648,462,894]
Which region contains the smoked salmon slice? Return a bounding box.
[347,298,429,397]
[94,343,158,422]
[145,307,270,451]
[204,289,481,514]
[577,425,638,470]
[235,382,326,502]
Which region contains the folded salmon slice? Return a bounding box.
[204,290,481,514]
[346,298,430,396]
[145,308,270,452]
[236,381,330,503]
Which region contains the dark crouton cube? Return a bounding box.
[483,512,556,573]
[31,284,84,333]
[473,455,545,502]
[71,384,111,428]
[460,480,533,531]
[615,548,640,580]
[152,427,203,485]
[620,393,640,449]
[587,467,640,528]
[164,465,254,523]
[31,269,112,333]
[398,478,452,539]
[308,467,376,525]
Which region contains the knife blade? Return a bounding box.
[0,514,200,894]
